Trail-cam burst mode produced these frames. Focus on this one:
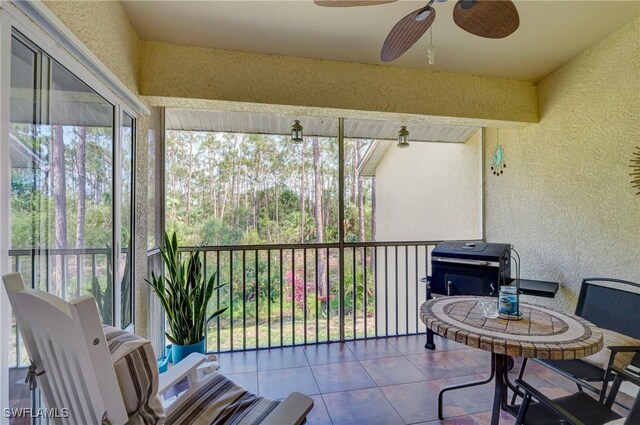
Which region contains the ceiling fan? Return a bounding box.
[314,0,520,62]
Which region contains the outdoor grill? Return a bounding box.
[430,241,511,297]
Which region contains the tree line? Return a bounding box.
[165,131,375,247]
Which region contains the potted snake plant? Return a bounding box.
[146,232,227,364]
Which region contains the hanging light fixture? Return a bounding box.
[290,120,303,144]
[397,126,410,148]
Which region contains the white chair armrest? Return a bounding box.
[260,392,314,425]
[158,353,207,395]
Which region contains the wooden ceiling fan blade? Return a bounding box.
[314,0,397,7]
[453,0,519,39]
[381,7,436,62]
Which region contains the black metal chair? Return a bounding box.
[513,365,640,425]
[513,278,640,405]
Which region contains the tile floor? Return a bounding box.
[7,333,633,424]
[214,334,604,425]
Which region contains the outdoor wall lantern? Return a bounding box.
[290,120,304,144]
[397,126,410,148]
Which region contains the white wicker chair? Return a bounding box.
[3,272,313,425]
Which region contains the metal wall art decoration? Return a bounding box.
[491,131,506,176]
[632,146,640,195]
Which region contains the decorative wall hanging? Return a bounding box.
[491,131,506,176]
[631,146,640,195]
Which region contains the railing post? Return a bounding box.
[267,249,271,348]
[230,251,234,350]
[364,246,367,338]
[303,248,307,345]
[326,247,330,342]
[255,249,259,349]
[76,253,82,298]
[315,248,319,343]
[352,246,356,339]
[338,117,345,341]
[280,249,284,346]
[242,250,246,350]
[216,250,221,353]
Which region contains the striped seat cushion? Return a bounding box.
[165,373,280,425]
[103,326,165,425]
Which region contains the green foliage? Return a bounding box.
[85,240,132,327]
[202,218,236,246]
[278,190,300,213]
[90,273,113,325]
[146,232,228,345]
[343,269,375,312]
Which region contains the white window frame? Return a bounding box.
[0,1,146,417]
[118,108,138,331]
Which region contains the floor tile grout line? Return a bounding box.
[353,343,413,423]
[373,363,412,425]
[315,393,335,425]
[307,363,336,425]
[401,351,429,381]
[319,393,339,425]
[307,355,323,394]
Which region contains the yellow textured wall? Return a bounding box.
[484,19,640,312]
[43,0,140,94]
[139,40,538,125]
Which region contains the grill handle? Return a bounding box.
[433,257,500,267]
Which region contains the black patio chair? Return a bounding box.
[513,365,640,425]
[513,278,640,405]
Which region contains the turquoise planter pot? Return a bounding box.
[171,339,205,364]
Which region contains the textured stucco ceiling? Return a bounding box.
[122,0,640,82]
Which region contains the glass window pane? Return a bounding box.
[10,34,115,322]
[120,113,134,328]
[48,58,115,324]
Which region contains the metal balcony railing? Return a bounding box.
[176,241,440,353]
[8,247,114,367]
[9,241,440,366]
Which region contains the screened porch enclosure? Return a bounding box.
[153,109,484,353]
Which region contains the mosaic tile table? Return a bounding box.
[420,297,604,425]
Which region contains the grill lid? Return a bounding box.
[432,241,510,261]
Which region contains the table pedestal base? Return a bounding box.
[438,353,522,425]
[425,329,436,350]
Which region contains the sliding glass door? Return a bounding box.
[5,29,134,423]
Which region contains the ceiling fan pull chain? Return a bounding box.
[428,27,435,65]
